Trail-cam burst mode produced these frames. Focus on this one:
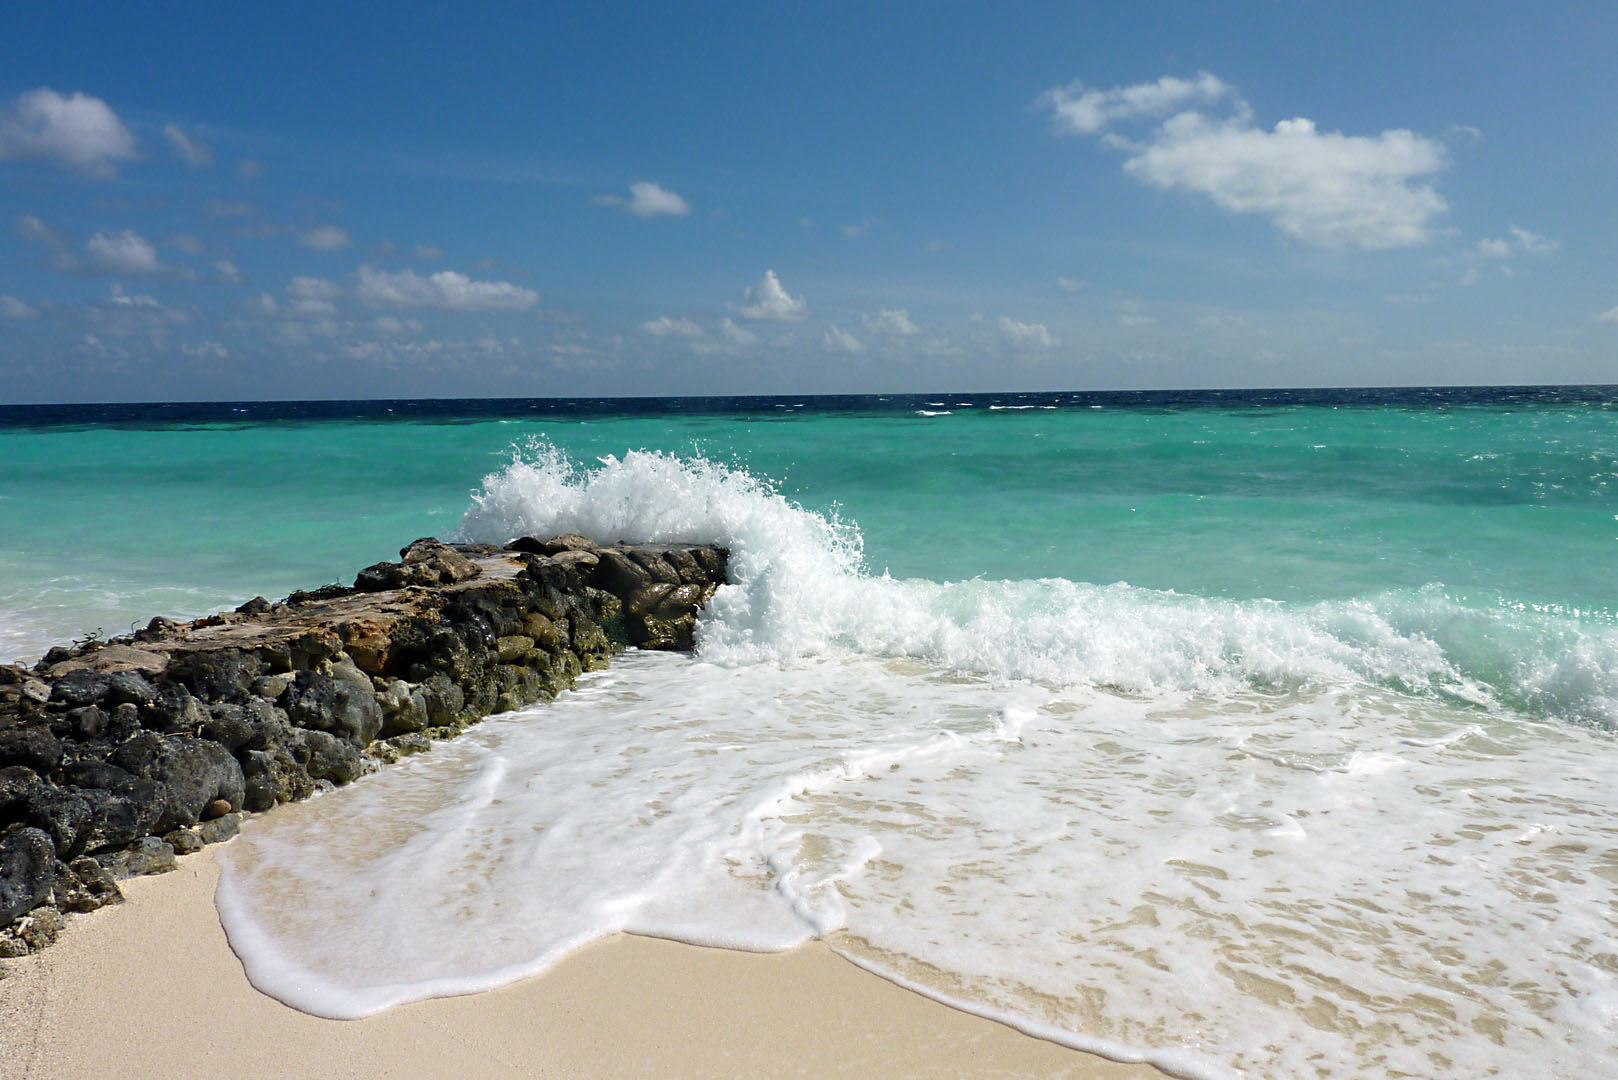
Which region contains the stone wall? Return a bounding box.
[0,534,727,957]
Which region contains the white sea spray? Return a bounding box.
[204,443,1618,1078]
[457,442,1618,728]
[217,649,1618,1077]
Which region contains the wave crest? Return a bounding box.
[458,443,1617,727]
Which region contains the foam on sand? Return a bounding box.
[208,444,1618,1078]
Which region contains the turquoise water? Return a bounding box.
[4,390,1618,1077]
[5,394,1615,659]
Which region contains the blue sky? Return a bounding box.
[2,1,1615,402]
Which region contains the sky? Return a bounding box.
[1,1,1615,402]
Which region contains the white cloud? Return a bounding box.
[80,334,123,361]
[823,325,865,353]
[1123,113,1447,249]
[108,284,160,307]
[181,341,229,360]
[285,278,335,303]
[1057,276,1085,292]
[163,122,212,168]
[842,219,875,238]
[0,295,33,318]
[288,276,341,301]
[1041,73,1449,250]
[371,316,421,336]
[249,292,278,315]
[1508,226,1557,255]
[861,308,919,335]
[415,243,445,260]
[1040,72,1230,135]
[642,315,704,337]
[214,259,242,282]
[1479,225,1557,258]
[16,214,78,270]
[1115,300,1155,327]
[340,336,519,366]
[598,181,692,218]
[1599,306,1618,324]
[629,181,691,217]
[998,316,1058,348]
[0,88,137,175]
[89,284,191,336]
[718,318,757,345]
[283,276,341,315]
[300,225,350,250]
[354,265,538,310]
[16,215,67,248]
[86,229,162,274]
[734,270,807,321]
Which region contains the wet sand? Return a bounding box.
[0,850,1165,1080]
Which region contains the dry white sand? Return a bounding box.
[0,851,1165,1080]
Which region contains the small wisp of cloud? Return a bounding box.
[1477,226,1557,259]
[861,308,919,336]
[86,229,163,274]
[355,266,538,311]
[641,316,704,337]
[300,225,351,251]
[823,325,865,353]
[999,316,1058,348]
[734,270,807,322]
[596,181,691,218]
[1040,72,1230,135]
[163,123,212,169]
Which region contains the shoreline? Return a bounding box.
[0,847,1166,1080]
[1,535,729,954]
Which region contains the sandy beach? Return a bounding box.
[4,2,1614,1072]
[0,851,1164,1080]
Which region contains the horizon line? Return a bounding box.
[3,381,1616,411]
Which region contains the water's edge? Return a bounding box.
[0,535,727,957]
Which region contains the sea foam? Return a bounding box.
[211,444,1618,1078]
[459,442,1618,729]
[216,653,1618,1078]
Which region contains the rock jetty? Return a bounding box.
[0,535,727,959]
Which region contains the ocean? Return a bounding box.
[3,387,1615,1078]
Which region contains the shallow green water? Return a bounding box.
[7,391,1618,1076]
[3,397,1615,663]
